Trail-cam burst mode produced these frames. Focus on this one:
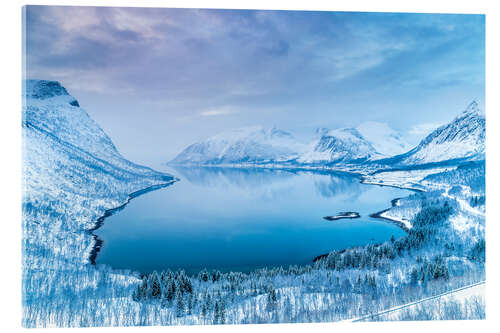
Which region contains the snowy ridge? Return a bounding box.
[170,101,483,170]
[299,127,382,164]
[23,79,174,232]
[299,122,410,165]
[23,80,169,179]
[22,80,176,326]
[391,101,485,166]
[24,79,75,100]
[170,125,306,165]
[171,123,408,167]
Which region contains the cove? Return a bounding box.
[93,167,409,275]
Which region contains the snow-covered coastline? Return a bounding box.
[88,180,178,264]
[22,80,485,326]
[369,198,412,231]
[22,80,178,326]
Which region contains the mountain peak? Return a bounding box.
[170,125,303,165]
[268,125,293,138]
[460,100,482,117]
[326,127,364,140]
[23,79,80,107]
[24,80,69,99]
[298,127,380,164]
[314,127,329,138]
[397,101,485,165]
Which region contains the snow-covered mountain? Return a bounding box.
[23,80,173,180]
[388,101,485,166]
[356,122,411,157]
[169,102,484,169]
[298,127,382,164]
[171,122,411,167]
[22,80,176,327]
[169,126,306,165]
[22,80,174,232]
[299,122,410,165]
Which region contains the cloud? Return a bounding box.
[409,122,444,136]
[24,6,484,163]
[200,107,239,117]
[25,7,484,104]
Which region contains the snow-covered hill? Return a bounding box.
[386,101,485,166]
[23,80,173,181]
[298,127,382,164]
[22,80,176,327]
[169,126,306,165]
[299,122,410,164]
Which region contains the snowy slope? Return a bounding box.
[23,78,175,249]
[298,127,382,164]
[170,126,306,165]
[387,101,485,166]
[170,102,483,169]
[22,80,177,327]
[23,80,171,179]
[172,122,411,167]
[23,79,175,231]
[356,122,411,157]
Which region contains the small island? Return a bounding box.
[323,211,360,221]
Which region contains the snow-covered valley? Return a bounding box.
[22,80,485,327]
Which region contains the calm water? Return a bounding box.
[94,167,409,275]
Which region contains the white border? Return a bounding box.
[1,1,498,332]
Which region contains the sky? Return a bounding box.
[24,6,485,167]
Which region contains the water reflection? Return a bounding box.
[171,166,296,188]
[311,172,364,199]
[172,166,365,201]
[95,166,409,274]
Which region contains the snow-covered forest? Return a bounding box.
[22,80,485,327]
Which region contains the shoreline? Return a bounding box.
[312,196,411,263]
[168,162,368,178]
[368,196,411,232]
[359,179,425,193]
[87,179,177,265]
[88,168,416,270]
[369,209,410,232]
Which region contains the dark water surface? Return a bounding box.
[94,167,409,275]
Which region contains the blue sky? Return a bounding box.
[24,6,485,166]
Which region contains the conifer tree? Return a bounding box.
[150,271,161,299]
[175,289,184,317]
[214,301,220,324]
[166,279,175,303]
[219,299,226,324]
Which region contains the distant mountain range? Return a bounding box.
[170,101,485,169]
[25,79,484,175]
[170,126,307,165]
[298,122,412,165]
